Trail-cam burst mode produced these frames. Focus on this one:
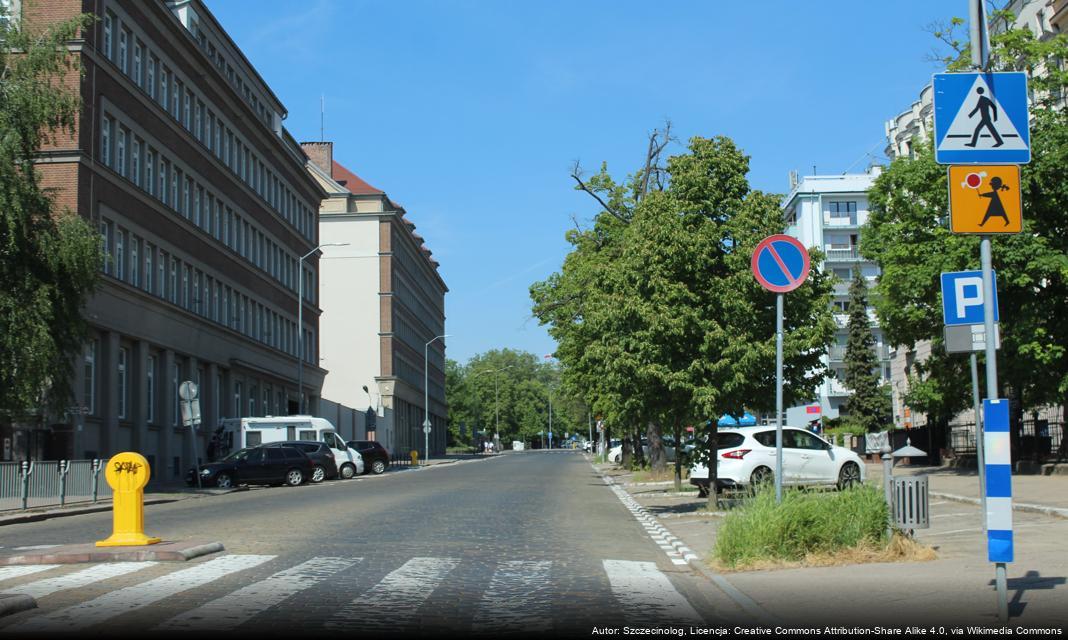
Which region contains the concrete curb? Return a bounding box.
[0,594,36,618]
[0,497,183,528]
[931,491,1068,519]
[0,540,225,565]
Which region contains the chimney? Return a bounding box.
[301,141,333,174]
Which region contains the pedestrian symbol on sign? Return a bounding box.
[933,72,1030,164]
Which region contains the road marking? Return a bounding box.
[471,560,553,632]
[156,557,360,631]
[12,545,60,551]
[603,560,703,624]
[931,513,974,519]
[326,557,460,632]
[0,565,60,582]
[4,562,157,599]
[9,554,274,632]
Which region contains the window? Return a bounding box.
[144,243,153,294]
[832,267,852,281]
[102,12,114,60]
[246,431,261,446]
[160,67,168,108]
[117,347,128,419]
[234,382,242,417]
[115,228,125,281]
[248,387,256,417]
[145,148,154,196]
[133,42,143,86]
[215,374,221,420]
[169,257,177,304]
[183,176,191,219]
[183,89,191,129]
[170,166,178,210]
[158,157,166,204]
[182,264,189,309]
[130,237,139,288]
[157,248,166,298]
[829,201,857,219]
[100,116,111,167]
[83,340,97,415]
[146,355,156,423]
[118,27,128,74]
[172,78,180,119]
[116,127,126,177]
[131,138,141,186]
[99,219,111,275]
[147,55,157,100]
[172,362,180,426]
[195,101,203,140]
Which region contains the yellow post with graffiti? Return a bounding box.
[96,452,162,546]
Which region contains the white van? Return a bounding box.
[212,416,364,479]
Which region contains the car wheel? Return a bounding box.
[311,465,326,483]
[339,463,356,479]
[837,462,861,490]
[749,466,773,492]
[285,468,304,486]
[215,473,233,489]
[371,460,386,475]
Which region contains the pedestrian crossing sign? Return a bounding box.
[947,165,1022,234]
[934,72,1030,165]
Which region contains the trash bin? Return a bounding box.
[892,475,929,530]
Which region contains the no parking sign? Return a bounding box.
[751,234,810,293]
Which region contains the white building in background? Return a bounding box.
[781,167,891,427]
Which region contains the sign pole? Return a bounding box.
[970,353,986,530]
[775,293,784,504]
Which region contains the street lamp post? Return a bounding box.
[548,385,554,449]
[471,365,512,453]
[424,334,450,463]
[297,243,349,414]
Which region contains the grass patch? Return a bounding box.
[445,446,476,454]
[630,469,681,483]
[713,484,913,570]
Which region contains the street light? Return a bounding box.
[297,243,349,414]
[472,365,513,453]
[424,334,450,463]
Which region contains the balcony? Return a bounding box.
[825,247,861,262]
[832,311,881,329]
[828,344,891,362]
[823,215,860,228]
[827,378,852,396]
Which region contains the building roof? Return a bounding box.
[331,160,384,196]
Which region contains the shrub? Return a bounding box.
[713,485,888,568]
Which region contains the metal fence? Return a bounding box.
[950,419,1065,461]
[0,460,113,512]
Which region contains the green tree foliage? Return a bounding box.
[531,134,836,489]
[864,14,1068,435]
[841,275,891,432]
[1,9,101,423]
[445,349,582,448]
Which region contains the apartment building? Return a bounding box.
[7,0,328,476]
[781,168,891,427]
[302,142,449,458]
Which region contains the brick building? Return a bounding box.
[7,0,328,478]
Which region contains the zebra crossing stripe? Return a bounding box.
[9,554,275,632]
[603,560,703,624]
[325,557,460,631]
[471,560,553,633]
[155,557,360,631]
[4,562,157,599]
[0,565,60,582]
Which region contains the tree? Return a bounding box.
[532,133,836,495]
[1,9,101,424]
[840,275,891,433]
[864,14,1068,453]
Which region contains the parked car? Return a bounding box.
[187,445,314,489]
[688,426,864,497]
[212,415,364,479]
[347,440,390,475]
[261,441,338,483]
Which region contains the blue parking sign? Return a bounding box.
[941,271,999,326]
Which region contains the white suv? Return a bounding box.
[689,426,864,496]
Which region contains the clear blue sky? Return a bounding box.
[206,0,956,364]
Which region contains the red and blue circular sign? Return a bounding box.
[751,234,810,293]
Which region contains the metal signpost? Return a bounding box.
[933,2,1028,621]
[178,381,202,489]
[751,234,811,503]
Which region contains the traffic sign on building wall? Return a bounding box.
[934,72,1030,164]
[948,165,1022,234]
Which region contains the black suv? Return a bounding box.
[189,445,313,488]
[348,440,390,474]
[261,441,338,483]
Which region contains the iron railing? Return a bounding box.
[0,460,112,512]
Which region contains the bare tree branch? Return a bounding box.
[570,160,627,223]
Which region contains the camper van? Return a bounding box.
[211,416,364,479]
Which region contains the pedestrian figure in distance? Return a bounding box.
[978,176,1011,227]
[965,87,1004,148]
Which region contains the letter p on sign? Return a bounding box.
[941,270,999,326]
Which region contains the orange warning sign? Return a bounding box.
[948,165,1022,234]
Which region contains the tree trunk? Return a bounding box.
[646,420,666,476]
[705,424,719,510]
[673,420,682,492]
[631,429,645,467]
[621,433,632,468]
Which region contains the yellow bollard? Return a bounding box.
[410,449,419,466]
[96,452,161,547]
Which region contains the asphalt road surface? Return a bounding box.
[0,451,747,636]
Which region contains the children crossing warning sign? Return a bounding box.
[947,165,1022,234]
[934,72,1030,165]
